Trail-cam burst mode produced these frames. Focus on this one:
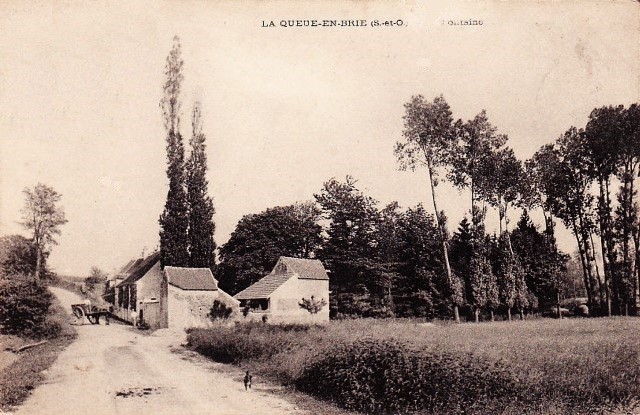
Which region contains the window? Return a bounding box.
[130,285,137,311]
[122,286,129,310]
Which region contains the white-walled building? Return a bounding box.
[112,253,238,330]
[234,256,330,324]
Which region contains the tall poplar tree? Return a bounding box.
[186,102,217,268]
[159,36,189,268]
[395,95,462,322]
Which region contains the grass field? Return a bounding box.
[188,317,640,414]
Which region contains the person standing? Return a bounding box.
[243,371,252,391]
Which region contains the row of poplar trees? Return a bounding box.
[159,37,216,269]
[528,104,640,316]
[397,95,640,320]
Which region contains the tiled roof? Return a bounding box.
[233,257,329,300]
[165,267,218,291]
[234,273,293,300]
[113,259,139,280]
[281,257,329,280]
[119,252,160,286]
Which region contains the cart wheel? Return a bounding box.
[87,315,98,325]
[72,306,85,324]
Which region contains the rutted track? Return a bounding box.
[15,287,304,415]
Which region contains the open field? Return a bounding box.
[188,317,640,414]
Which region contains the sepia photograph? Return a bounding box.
[0,1,639,414]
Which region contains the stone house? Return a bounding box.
[234,256,330,323]
[112,252,237,330]
[164,266,239,329]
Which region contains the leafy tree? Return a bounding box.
[0,235,38,277]
[467,244,490,322]
[393,206,461,318]
[218,202,322,294]
[484,258,500,321]
[562,254,587,299]
[209,300,233,321]
[605,103,640,315]
[449,110,507,225]
[513,262,530,320]
[159,36,189,268]
[186,102,217,269]
[315,177,383,317]
[449,217,473,284]
[530,131,601,314]
[619,103,640,312]
[20,183,68,282]
[585,105,625,315]
[299,296,327,314]
[395,95,460,322]
[486,147,524,236]
[510,211,569,312]
[85,266,108,294]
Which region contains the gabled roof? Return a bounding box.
[234,273,293,300]
[164,267,218,291]
[281,257,329,280]
[112,258,143,280]
[234,256,329,300]
[119,252,160,286]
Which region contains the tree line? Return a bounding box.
[216,96,639,321]
[154,37,638,320]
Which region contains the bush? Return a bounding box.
[299,296,327,314]
[294,338,522,414]
[0,296,77,410]
[0,278,53,337]
[209,300,233,321]
[188,322,324,364]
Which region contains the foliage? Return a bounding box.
[315,177,382,317]
[189,318,640,414]
[0,296,77,410]
[299,296,327,314]
[392,206,455,317]
[529,129,600,313]
[448,110,507,206]
[295,338,521,414]
[188,322,323,364]
[19,184,68,281]
[511,211,572,307]
[159,36,189,268]
[84,266,108,294]
[395,95,460,322]
[218,202,322,294]
[208,299,233,321]
[186,102,217,269]
[0,235,38,277]
[0,277,53,337]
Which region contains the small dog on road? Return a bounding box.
[244,370,252,391]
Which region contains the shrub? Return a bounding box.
[299,296,327,314]
[188,322,324,364]
[0,277,53,337]
[294,338,523,414]
[209,300,233,321]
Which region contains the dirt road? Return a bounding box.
[15,287,305,415]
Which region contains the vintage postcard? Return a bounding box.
[1,1,638,414]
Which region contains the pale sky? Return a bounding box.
[0,1,638,276]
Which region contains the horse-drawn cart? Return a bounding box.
[71,303,111,325]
